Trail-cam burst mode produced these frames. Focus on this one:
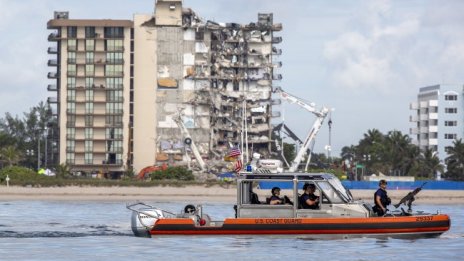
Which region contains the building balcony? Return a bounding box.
[429,113,438,120]
[272,36,282,44]
[47,47,58,54]
[48,59,58,66]
[409,102,418,110]
[47,72,59,79]
[419,101,428,108]
[429,100,438,107]
[409,127,418,135]
[419,126,429,133]
[47,97,58,103]
[47,84,57,91]
[48,33,61,41]
[429,126,438,132]
[419,114,429,121]
[429,138,438,145]
[409,115,418,122]
[272,47,282,55]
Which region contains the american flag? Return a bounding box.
[234,159,243,173]
[228,147,241,158]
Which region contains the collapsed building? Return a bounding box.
[150,0,282,172]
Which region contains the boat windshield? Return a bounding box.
[327,177,353,202]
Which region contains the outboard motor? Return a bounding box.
[130,207,164,237]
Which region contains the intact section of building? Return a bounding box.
[409,84,464,161]
[47,0,282,176]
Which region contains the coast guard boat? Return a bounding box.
[126,172,450,239]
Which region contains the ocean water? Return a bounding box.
[0,200,463,261]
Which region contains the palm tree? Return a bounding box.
[419,148,444,179]
[0,145,22,166]
[445,139,464,181]
[55,163,71,178]
[384,130,412,176]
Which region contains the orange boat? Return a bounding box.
[127,173,450,239]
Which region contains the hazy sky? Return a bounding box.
[1,0,463,156]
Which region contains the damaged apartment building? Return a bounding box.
[46,0,282,175]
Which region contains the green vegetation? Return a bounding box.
[340,129,464,180]
[149,166,195,181]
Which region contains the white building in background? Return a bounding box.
[410,84,464,161]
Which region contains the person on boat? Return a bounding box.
[373,179,391,216]
[299,183,320,209]
[269,187,293,205]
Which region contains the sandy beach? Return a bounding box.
[1,185,464,204]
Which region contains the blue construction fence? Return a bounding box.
[342,180,464,190]
[257,180,464,190]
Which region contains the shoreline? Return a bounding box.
[1,186,464,204]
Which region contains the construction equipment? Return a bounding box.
[173,114,207,172]
[274,87,330,172]
[136,163,168,179]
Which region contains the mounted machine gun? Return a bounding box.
[394,182,427,213]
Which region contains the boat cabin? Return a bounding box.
[236,172,372,218]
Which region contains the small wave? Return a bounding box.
[0,230,132,238]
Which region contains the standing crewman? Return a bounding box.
[373,179,391,216]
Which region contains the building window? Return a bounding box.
[86,51,94,63]
[67,89,75,102]
[445,108,457,113]
[85,102,93,114]
[85,89,94,101]
[85,115,93,127]
[106,52,123,64]
[66,153,75,164]
[445,121,457,126]
[445,94,458,101]
[67,77,76,89]
[84,152,93,164]
[85,77,94,88]
[85,140,93,151]
[85,27,96,38]
[67,39,77,51]
[105,65,123,77]
[105,39,124,51]
[67,128,75,139]
[67,52,76,64]
[444,133,457,139]
[67,64,76,76]
[106,77,123,89]
[104,27,124,38]
[67,102,75,114]
[67,26,77,38]
[85,64,95,76]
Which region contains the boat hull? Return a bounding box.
[148,214,450,239]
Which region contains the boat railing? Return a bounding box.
[126,202,177,218]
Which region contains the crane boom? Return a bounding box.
[173,115,207,172]
[275,88,330,172]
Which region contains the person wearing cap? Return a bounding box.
[299,183,320,209]
[373,179,391,216]
[269,187,293,205]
